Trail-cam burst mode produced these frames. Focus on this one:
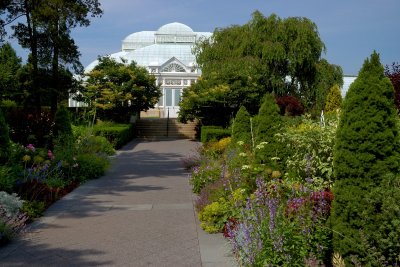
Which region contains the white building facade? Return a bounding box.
[75,22,212,118]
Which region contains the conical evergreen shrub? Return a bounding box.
[53,106,72,137]
[331,51,400,264]
[325,84,342,113]
[0,108,11,164]
[232,106,252,146]
[255,93,283,168]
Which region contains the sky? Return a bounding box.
[6,0,400,76]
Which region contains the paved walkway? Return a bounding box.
[0,139,237,267]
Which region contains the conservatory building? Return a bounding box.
[72,22,212,118]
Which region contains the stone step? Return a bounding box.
[135,118,198,139]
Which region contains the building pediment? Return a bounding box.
[160,57,188,73]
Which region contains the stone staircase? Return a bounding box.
[135,118,198,139]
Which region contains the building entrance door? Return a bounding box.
[164,88,181,118]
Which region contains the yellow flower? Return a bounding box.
[22,155,31,162]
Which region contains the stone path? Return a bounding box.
[0,139,237,267]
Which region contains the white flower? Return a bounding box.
[256,141,268,150]
[239,152,247,157]
[241,165,250,170]
[237,141,244,146]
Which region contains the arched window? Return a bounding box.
[162,63,186,72]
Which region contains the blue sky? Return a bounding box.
[7,0,400,75]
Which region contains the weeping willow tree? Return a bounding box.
[179,11,332,124]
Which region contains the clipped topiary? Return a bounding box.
[232,106,252,146]
[0,108,11,164]
[53,106,72,137]
[255,93,284,168]
[331,51,400,265]
[324,84,342,113]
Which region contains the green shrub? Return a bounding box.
[53,106,72,137]
[325,84,342,113]
[331,51,400,265]
[276,115,337,189]
[22,200,46,220]
[77,134,115,156]
[231,106,252,146]
[201,126,231,143]
[189,161,222,194]
[74,154,110,182]
[93,123,134,149]
[255,93,284,168]
[0,108,11,164]
[198,198,230,233]
[0,166,18,193]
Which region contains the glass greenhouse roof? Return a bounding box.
[85,22,212,73]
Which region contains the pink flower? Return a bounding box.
[48,150,55,160]
[27,144,35,152]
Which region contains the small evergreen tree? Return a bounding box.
[255,94,283,168]
[53,106,72,137]
[324,84,342,113]
[0,108,11,164]
[331,51,400,264]
[232,106,251,146]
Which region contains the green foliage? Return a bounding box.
[78,135,115,156]
[314,59,343,113]
[331,51,400,264]
[277,115,338,189]
[255,94,284,168]
[200,126,231,143]
[22,200,46,220]
[0,166,17,193]
[180,11,328,125]
[189,161,222,194]
[325,84,342,113]
[83,57,161,122]
[53,106,72,137]
[0,43,21,103]
[74,154,110,182]
[93,123,134,149]
[232,106,252,146]
[198,198,230,233]
[0,108,10,164]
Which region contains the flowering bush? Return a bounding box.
[225,178,333,266]
[277,115,337,189]
[189,162,222,194]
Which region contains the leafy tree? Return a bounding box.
[232,106,251,146]
[0,108,11,164]
[83,57,161,123]
[3,0,102,112]
[179,78,233,126]
[255,93,284,169]
[0,43,21,102]
[331,51,400,264]
[324,84,342,113]
[314,59,343,113]
[385,62,400,111]
[180,11,327,125]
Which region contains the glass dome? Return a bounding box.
[156,22,194,36]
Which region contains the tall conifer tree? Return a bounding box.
[331,51,400,264]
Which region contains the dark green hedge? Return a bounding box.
[201,126,231,143]
[93,124,134,149]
